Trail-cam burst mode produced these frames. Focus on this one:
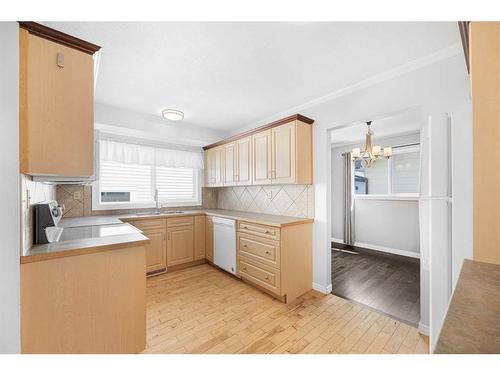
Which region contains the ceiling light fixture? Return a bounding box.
[351,121,392,168]
[162,109,184,121]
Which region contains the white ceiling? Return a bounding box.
[44,22,460,132]
[330,109,421,147]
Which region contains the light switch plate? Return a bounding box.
[73,190,82,201]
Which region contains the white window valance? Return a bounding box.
[99,139,204,169]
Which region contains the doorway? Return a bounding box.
[329,110,423,327]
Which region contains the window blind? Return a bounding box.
[99,160,153,202]
[156,167,196,202]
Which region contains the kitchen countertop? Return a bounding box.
[22,223,149,264]
[23,209,313,263]
[59,209,313,227]
[434,259,500,353]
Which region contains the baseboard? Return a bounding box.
[312,282,332,294]
[418,322,430,336]
[354,242,420,259]
[331,238,420,259]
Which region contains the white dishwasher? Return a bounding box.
[213,216,237,275]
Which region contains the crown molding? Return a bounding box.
[231,43,462,135]
[18,21,101,55]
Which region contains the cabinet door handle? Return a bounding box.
[57,52,64,68]
[265,251,271,255]
[167,232,171,240]
[265,230,271,234]
[265,276,270,281]
[243,244,248,248]
[242,267,247,271]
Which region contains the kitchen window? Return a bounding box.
[354,145,420,199]
[92,138,203,210]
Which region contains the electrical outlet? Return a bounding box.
[73,190,82,201]
[266,190,272,199]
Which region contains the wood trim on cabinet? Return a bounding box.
[18,21,101,55]
[203,114,314,150]
[458,21,471,74]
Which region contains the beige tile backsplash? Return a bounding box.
[56,185,219,217]
[218,185,314,218]
[21,174,57,254]
[55,184,314,219]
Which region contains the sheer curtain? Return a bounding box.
[343,152,355,246]
[99,139,204,169]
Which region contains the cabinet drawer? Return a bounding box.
[167,216,194,228]
[238,221,280,240]
[237,233,280,269]
[238,256,281,296]
[129,218,166,231]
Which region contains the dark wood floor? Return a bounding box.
[331,244,420,326]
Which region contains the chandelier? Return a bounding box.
[351,121,392,168]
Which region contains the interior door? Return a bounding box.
[271,122,296,184]
[224,142,237,186]
[167,225,194,266]
[237,136,252,185]
[252,130,272,185]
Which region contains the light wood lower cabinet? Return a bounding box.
[206,216,214,262]
[194,215,206,260]
[128,219,166,275]
[237,221,312,303]
[20,245,146,353]
[167,223,194,266]
[126,214,312,304]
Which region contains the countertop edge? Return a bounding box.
[21,235,150,264]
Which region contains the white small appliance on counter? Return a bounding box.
[213,217,237,275]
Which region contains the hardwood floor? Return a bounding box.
[144,263,428,354]
[331,246,420,326]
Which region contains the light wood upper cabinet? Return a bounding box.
[19,24,100,177]
[203,114,313,187]
[271,122,296,184]
[194,215,206,260]
[205,148,215,186]
[224,142,237,186]
[252,130,273,185]
[206,216,214,262]
[206,146,225,187]
[166,225,194,266]
[236,136,252,185]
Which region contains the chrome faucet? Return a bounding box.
[154,188,161,214]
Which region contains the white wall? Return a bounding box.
[95,102,229,147]
[233,52,472,345]
[354,199,420,257]
[331,133,421,258]
[0,22,20,353]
